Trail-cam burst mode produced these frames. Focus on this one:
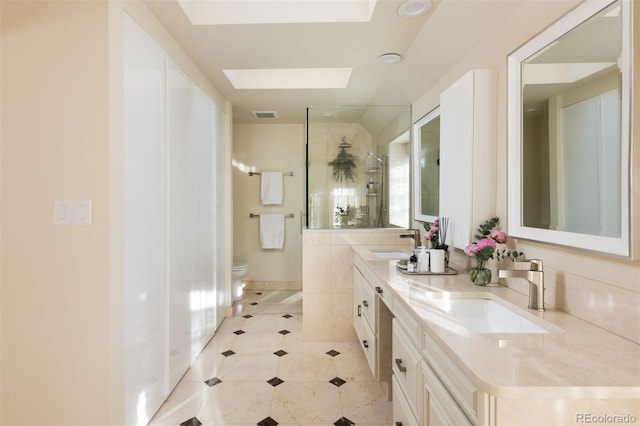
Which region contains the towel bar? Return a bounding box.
[250,213,295,218]
[249,171,294,176]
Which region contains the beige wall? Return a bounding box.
[412,1,639,312]
[1,2,112,423]
[233,123,305,283]
[0,1,231,424]
[303,229,413,342]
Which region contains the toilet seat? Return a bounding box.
[231,262,249,302]
[233,262,248,271]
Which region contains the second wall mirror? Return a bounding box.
[413,107,441,223]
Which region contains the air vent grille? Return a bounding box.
[252,111,279,119]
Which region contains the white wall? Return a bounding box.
[233,124,304,283]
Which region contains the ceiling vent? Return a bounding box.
[252,111,279,119]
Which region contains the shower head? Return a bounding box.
[367,152,384,163]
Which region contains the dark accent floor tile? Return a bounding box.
[326,349,340,357]
[273,349,288,357]
[329,377,346,387]
[334,417,355,426]
[257,416,278,426]
[233,329,245,335]
[256,292,263,295]
[267,377,284,387]
[250,302,259,306]
[278,329,290,335]
[204,377,222,387]
[282,314,293,318]
[243,314,253,319]
[180,417,202,426]
[221,350,236,357]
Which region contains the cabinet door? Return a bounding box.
[440,69,496,250]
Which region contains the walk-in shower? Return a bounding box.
[305,105,411,229]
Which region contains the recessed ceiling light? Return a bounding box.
[398,0,432,18]
[377,53,402,64]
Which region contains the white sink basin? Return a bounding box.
[371,250,410,259]
[431,298,549,334]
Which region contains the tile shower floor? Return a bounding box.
[149,290,392,426]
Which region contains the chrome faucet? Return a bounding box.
[399,229,421,249]
[498,259,545,311]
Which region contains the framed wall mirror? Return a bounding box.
[413,107,441,223]
[507,0,632,256]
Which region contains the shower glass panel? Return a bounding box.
[306,105,411,229]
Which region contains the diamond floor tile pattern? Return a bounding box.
[149,290,392,425]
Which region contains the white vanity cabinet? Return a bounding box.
[353,266,393,388]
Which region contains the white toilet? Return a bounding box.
[231,262,249,302]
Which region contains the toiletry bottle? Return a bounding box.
[417,247,429,272]
[408,255,417,272]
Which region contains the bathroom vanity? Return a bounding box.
[352,246,640,425]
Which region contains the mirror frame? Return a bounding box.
[412,106,441,223]
[507,0,632,257]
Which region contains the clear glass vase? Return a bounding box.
[470,266,492,286]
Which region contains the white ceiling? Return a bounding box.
[143,0,524,125]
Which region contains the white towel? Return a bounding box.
[260,213,285,249]
[260,171,284,205]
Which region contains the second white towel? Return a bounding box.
[259,213,285,249]
[260,171,283,205]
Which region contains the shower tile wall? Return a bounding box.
[307,123,375,229]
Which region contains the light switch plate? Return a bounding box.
[54,199,92,225]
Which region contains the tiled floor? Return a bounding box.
[149,290,392,426]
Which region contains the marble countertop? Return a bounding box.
[353,246,640,399]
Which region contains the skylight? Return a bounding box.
[178,0,378,25]
[223,68,353,89]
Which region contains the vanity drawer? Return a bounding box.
[356,315,377,376]
[392,375,421,426]
[392,320,421,418]
[422,360,473,426]
[373,279,393,310]
[423,333,477,421]
[393,299,421,347]
[355,268,377,330]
